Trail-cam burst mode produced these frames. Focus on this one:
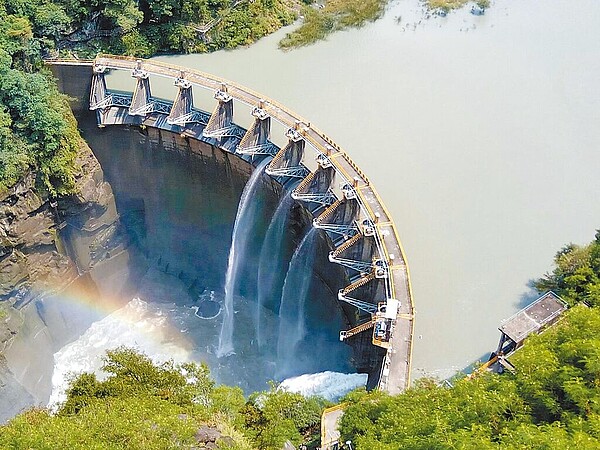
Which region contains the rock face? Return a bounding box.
[0,140,123,311]
[195,425,221,443]
[0,172,75,306]
[194,425,237,449]
[0,139,127,421]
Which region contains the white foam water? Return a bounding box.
[48,298,190,409]
[279,371,368,402]
[218,159,269,358]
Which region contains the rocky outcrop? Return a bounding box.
[0,140,122,312]
[194,425,236,449]
[195,425,222,443]
[55,138,126,274]
[0,139,127,421]
[0,171,75,308]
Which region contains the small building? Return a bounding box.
[495,291,568,357]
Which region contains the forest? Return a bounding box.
[1,0,297,57]
[0,3,80,196]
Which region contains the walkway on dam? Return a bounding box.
[46,55,415,394]
[321,404,346,450]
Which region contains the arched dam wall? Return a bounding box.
[49,58,415,393]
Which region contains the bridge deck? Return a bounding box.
[47,55,415,394]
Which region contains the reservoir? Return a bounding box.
[106,0,600,378]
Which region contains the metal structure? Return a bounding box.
[291,167,337,209]
[496,291,567,357]
[47,55,416,394]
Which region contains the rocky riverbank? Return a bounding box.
[0,139,128,421]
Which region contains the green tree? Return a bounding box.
[102,0,143,33]
[0,348,255,449]
[536,232,600,307]
[242,385,328,449]
[0,45,79,195]
[30,2,71,40]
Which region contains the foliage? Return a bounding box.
[1,0,297,58]
[426,0,469,13]
[210,0,295,51]
[0,347,327,449]
[60,347,217,415]
[511,306,600,425]
[0,14,80,196]
[536,230,600,307]
[279,0,386,49]
[339,229,600,449]
[242,383,329,449]
[339,375,529,449]
[426,0,490,13]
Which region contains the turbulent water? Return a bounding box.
[279,372,368,402]
[50,121,353,399]
[218,159,270,358]
[48,298,190,408]
[47,292,364,406]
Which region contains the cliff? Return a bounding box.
[0,138,123,308]
[0,139,126,420]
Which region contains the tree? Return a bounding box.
[536,234,600,307]
[30,2,71,40]
[0,348,255,449]
[242,385,328,449]
[102,0,143,33]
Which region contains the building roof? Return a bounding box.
[499,291,567,343]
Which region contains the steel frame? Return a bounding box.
[337,292,378,314]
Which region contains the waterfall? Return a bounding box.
[217,159,269,358]
[276,228,317,377]
[256,191,294,348]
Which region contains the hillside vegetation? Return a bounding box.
[339,230,600,449]
[279,0,387,49]
[0,5,80,196]
[427,0,490,13]
[0,348,328,449]
[0,0,297,57]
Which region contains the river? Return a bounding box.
[110,0,600,378]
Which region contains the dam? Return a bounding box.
[48,55,415,394]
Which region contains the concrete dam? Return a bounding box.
[49,55,415,394]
